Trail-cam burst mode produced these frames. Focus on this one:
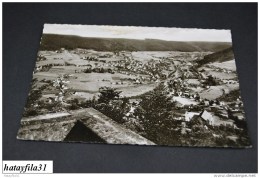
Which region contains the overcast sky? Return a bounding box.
[43,24,232,42]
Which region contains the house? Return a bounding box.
[220,101,225,106]
[220,119,235,127]
[189,115,208,127]
[185,112,200,122]
[232,112,245,121]
[200,110,214,125]
[204,100,210,106]
[129,99,142,105]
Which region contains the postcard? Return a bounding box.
[17,24,250,148]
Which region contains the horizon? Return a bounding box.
[43,33,232,44]
[43,24,232,43]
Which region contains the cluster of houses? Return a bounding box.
[205,64,235,74]
[54,48,65,53]
[34,63,65,73]
[36,54,47,61]
[222,79,238,85]
[159,59,245,132]
[81,56,99,61]
[168,76,243,114]
[40,75,70,105]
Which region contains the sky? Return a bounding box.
[43,24,232,42]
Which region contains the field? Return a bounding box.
[20,40,249,147]
[199,84,239,100]
[208,60,237,71]
[33,48,243,106]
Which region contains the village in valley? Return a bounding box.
[21,40,250,147]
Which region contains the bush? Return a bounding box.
[98,87,121,104]
[23,109,38,117]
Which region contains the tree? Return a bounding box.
[98,87,121,104]
[204,75,219,86]
[52,75,69,103]
[67,98,80,110]
[23,79,50,117]
[135,83,179,144]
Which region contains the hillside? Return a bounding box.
[39,34,232,52]
[196,47,235,66]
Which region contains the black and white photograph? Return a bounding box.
[16,24,251,148]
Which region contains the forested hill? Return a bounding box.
[40,34,232,52]
[196,47,235,66]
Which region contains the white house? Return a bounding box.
[200,110,214,125]
[185,112,200,122]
